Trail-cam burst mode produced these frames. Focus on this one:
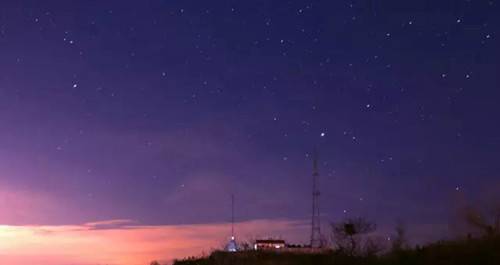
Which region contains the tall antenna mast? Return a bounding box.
[310,149,322,248]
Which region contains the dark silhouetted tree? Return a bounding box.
[331,217,376,256]
[465,206,500,237]
[363,235,387,256]
[391,221,408,251]
[239,241,251,250]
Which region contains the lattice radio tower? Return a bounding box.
[310,149,322,248]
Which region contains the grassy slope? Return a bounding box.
[173,236,500,265]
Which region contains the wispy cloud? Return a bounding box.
[84,219,138,230]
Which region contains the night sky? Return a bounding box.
[0,1,499,263]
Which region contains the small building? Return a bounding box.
[254,239,286,250]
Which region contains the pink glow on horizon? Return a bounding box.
[0,219,308,265]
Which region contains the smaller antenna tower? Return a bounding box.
[226,194,238,252]
[231,194,235,239]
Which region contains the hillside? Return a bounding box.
[173,236,500,265]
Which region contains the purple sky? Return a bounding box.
[0,1,499,245]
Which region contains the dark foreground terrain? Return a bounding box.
[173,236,500,265]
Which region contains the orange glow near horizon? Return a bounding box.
[0,219,308,265]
